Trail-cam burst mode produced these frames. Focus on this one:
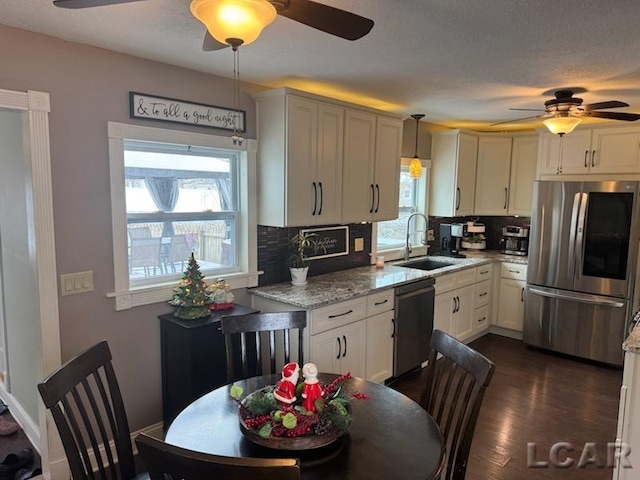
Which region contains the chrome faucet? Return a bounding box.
[404,212,428,261]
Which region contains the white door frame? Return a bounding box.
[0,89,62,478]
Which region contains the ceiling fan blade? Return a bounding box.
[277,0,374,40]
[53,0,146,7]
[490,114,546,127]
[583,100,629,111]
[202,32,229,51]
[585,111,640,121]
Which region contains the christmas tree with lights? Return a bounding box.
[169,253,213,320]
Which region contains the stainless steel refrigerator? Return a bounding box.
[524,180,640,366]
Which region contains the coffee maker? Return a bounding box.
[440,223,466,257]
[500,226,529,256]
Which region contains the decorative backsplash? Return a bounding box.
[429,216,531,253]
[257,223,372,286]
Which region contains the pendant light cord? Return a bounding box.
[232,46,244,146]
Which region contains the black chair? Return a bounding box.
[419,329,496,480]
[135,433,300,480]
[37,340,146,480]
[220,311,306,382]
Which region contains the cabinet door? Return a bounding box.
[559,129,592,174]
[474,304,490,333]
[366,310,394,383]
[315,103,344,224]
[309,329,342,375]
[537,132,561,176]
[508,136,538,215]
[456,134,479,216]
[434,292,455,337]
[338,319,367,378]
[286,96,318,226]
[373,116,402,221]
[342,110,376,223]
[591,126,640,174]
[497,278,526,331]
[453,284,475,341]
[474,137,512,215]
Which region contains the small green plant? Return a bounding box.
[288,231,321,269]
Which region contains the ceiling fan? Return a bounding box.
[493,89,640,136]
[52,0,375,51]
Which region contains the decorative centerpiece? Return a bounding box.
[231,362,367,450]
[209,278,235,311]
[168,253,213,320]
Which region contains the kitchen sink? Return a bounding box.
[396,258,456,271]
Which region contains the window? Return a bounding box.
[374,159,430,260]
[108,122,258,310]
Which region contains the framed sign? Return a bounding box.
[302,226,349,260]
[129,92,246,132]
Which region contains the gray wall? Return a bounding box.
[0,24,258,431]
[0,110,42,423]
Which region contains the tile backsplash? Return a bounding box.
[429,216,531,253]
[257,223,372,286]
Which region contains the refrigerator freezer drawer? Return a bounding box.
[524,285,628,366]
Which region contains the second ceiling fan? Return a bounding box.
[53,0,375,50]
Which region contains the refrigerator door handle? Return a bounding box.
[575,192,589,280]
[528,286,626,308]
[568,192,581,280]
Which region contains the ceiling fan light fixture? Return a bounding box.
[409,114,425,178]
[190,0,277,47]
[543,115,582,136]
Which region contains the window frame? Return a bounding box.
[107,122,258,310]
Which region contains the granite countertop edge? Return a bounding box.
[249,251,528,310]
[623,322,640,353]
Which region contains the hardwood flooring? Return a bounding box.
[389,334,623,480]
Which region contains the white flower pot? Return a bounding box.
[290,267,309,286]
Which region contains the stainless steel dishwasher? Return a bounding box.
[393,278,435,377]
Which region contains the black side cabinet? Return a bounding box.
[159,304,257,427]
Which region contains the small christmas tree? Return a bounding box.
[169,253,213,320]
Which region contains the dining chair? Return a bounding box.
[419,329,495,480]
[37,340,147,480]
[135,432,300,480]
[220,311,307,382]
[129,237,162,276]
[166,234,193,273]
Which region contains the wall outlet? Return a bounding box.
[427,229,435,241]
[354,237,364,252]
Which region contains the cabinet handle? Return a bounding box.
[370,184,375,213]
[521,287,525,302]
[584,150,589,168]
[591,150,596,167]
[456,187,461,210]
[452,297,457,314]
[318,182,323,215]
[391,318,395,338]
[329,309,353,319]
[508,269,520,274]
[503,187,508,209]
[342,335,347,358]
[480,270,489,275]
[312,182,317,215]
[375,184,380,213]
[479,292,488,297]
[457,296,461,312]
[478,316,486,322]
[336,337,341,359]
[374,299,388,306]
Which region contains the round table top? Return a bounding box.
[165,373,444,480]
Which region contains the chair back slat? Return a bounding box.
[419,330,495,480]
[38,340,138,480]
[220,312,307,382]
[135,432,300,480]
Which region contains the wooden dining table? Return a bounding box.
[164,373,444,480]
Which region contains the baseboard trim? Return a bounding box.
[488,325,523,340]
[0,383,40,455]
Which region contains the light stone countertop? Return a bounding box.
[623,314,640,353]
[249,251,528,310]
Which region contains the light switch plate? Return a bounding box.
[354,237,364,252]
[60,270,94,296]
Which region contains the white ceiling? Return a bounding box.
[3,0,640,131]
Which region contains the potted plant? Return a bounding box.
[288,231,321,286]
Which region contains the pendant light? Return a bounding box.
[409,114,425,179]
[543,113,582,137]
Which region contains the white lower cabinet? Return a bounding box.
[366,310,394,383]
[310,319,367,377]
[614,350,640,480]
[496,262,527,332]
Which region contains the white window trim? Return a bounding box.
[107,122,259,310]
[372,159,431,262]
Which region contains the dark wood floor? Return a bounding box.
[390,334,623,480]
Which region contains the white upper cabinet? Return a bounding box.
[538,125,640,176]
[429,131,478,217]
[474,136,512,215]
[342,111,402,223]
[508,135,538,215]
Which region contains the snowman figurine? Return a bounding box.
[301,362,324,413]
[273,362,300,405]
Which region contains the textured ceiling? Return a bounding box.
[2,0,640,131]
